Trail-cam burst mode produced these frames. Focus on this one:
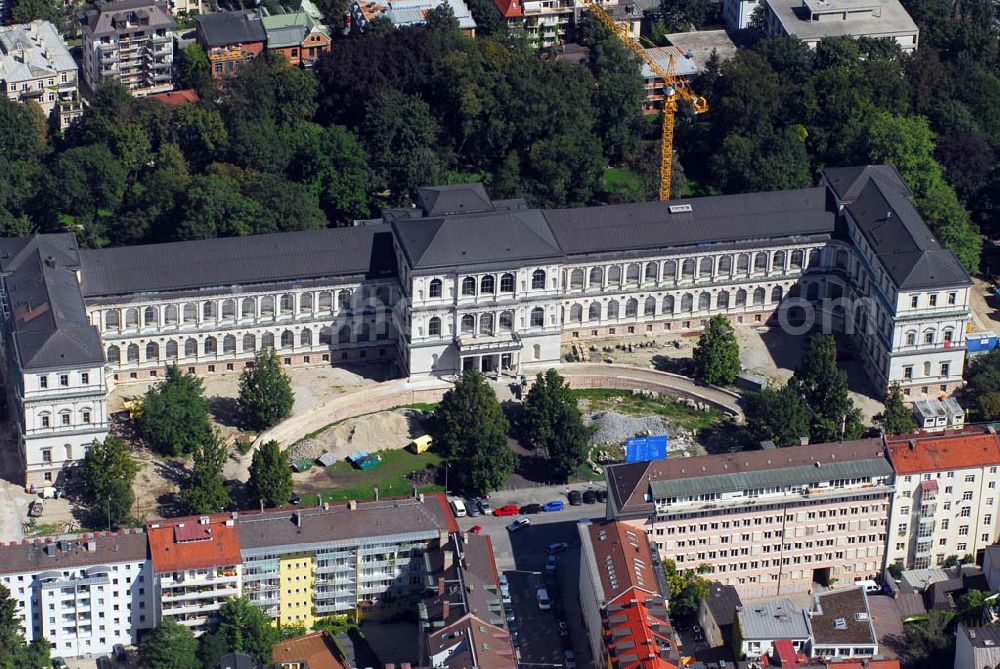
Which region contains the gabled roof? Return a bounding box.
[80,0,175,38]
[492,0,523,17]
[605,594,678,669]
[427,613,516,669]
[195,9,266,47]
[261,11,330,48]
[271,632,345,669]
[149,89,200,106]
[147,515,242,573]
[885,428,1000,474]
[0,529,148,575]
[823,165,970,290]
[586,521,660,604]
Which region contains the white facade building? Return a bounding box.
[0,21,84,130]
[0,532,154,659]
[762,0,919,51]
[722,0,759,30]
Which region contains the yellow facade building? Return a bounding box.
[278,554,315,628]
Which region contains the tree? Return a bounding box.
[176,43,212,93]
[138,619,200,669]
[520,369,590,482]
[11,0,63,28]
[661,559,710,617]
[875,382,916,435]
[140,365,214,456]
[198,597,278,668]
[430,370,514,494]
[693,315,741,385]
[0,584,50,669]
[742,384,812,447]
[791,335,865,442]
[79,436,138,529]
[247,440,293,508]
[956,589,990,626]
[964,348,1000,419]
[465,0,505,35]
[238,347,295,431]
[179,435,231,515]
[904,611,956,669]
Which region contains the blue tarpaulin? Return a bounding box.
[625,435,668,463]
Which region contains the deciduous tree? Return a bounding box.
[140,365,214,456]
[238,347,295,431]
[521,369,590,482]
[247,440,293,508]
[179,435,231,515]
[790,335,865,442]
[197,598,278,668]
[742,384,812,447]
[0,584,50,669]
[693,315,741,385]
[661,559,710,617]
[875,382,916,435]
[79,435,138,529]
[138,619,199,669]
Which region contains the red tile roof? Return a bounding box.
[150,89,200,106]
[431,492,461,533]
[147,514,242,573]
[492,0,523,17]
[605,593,678,669]
[886,428,1000,474]
[587,521,659,603]
[272,632,345,669]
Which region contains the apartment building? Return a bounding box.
[491,0,639,47]
[351,0,477,36]
[80,0,175,97]
[0,236,110,488]
[147,515,243,635]
[762,0,919,51]
[885,428,1000,569]
[194,9,266,79]
[606,440,894,599]
[0,21,83,130]
[0,531,154,659]
[577,520,680,669]
[261,11,331,68]
[722,0,759,29]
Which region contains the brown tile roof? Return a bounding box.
[272,632,345,669]
[886,428,1000,474]
[147,514,242,573]
[605,594,678,669]
[811,587,877,646]
[587,521,660,603]
[150,89,200,106]
[427,614,515,669]
[0,530,148,575]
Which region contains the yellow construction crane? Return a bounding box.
[584,1,708,200]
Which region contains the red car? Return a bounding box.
[493,504,520,517]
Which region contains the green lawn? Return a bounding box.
[570,388,726,432]
[298,448,444,504]
[603,167,643,193]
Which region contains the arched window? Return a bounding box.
[835,249,849,269]
[124,308,138,329]
[481,275,496,294]
[164,305,178,325]
[943,328,954,343]
[717,291,730,309]
[923,329,936,344]
[608,266,622,285]
[735,289,747,307]
[681,293,693,312]
[376,286,390,306]
[204,336,217,354]
[736,254,750,273]
[319,327,332,345]
[107,345,120,363]
[626,264,640,285]
[241,297,256,318]
[808,249,822,267]
[570,304,583,322]
[663,296,675,314]
[145,342,159,360]
[905,331,916,346]
[280,294,295,314]
[184,338,197,357]
[681,259,695,279]
[300,329,312,346]
[360,323,371,341]
[790,250,804,269]
[570,269,584,289]
[644,296,656,316]
[699,257,713,277]
[127,343,139,362]
[429,279,443,298]
[806,283,820,301]
[479,314,494,335]
[698,292,711,311]
[219,299,235,320]
[531,307,545,327]
[662,260,677,281]
[337,326,351,344]
[753,253,768,272]
[318,292,333,311]
[923,361,931,376]
[533,344,541,360]
[607,300,620,319]
[499,312,513,332]
[262,332,275,349]
[718,256,732,274]
[500,274,515,293]
[532,270,546,290]
[243,334,256,352]
[281,330,294,348]
[337,291,351,310]
[202,301,216,320]
[166,340,178,359]
[625,298,638,317]
[772,251,786,270]
[589,302,602,321]
[260,296,275,317]
[224,334,236,353]
[462,277,476,296]
[143,307,157,327]
[299,294,313,313]
[753,288,766,305]
[461,314,476,334]
[429,317,442,336]
[771,286,783,303]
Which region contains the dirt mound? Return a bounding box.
[288,409,429,462]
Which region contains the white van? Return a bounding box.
[451,498,467,518]
[537,587,552,610]
[856,579,880,594]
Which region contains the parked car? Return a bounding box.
[596,489,608,503]
[465,499,481,517]
[28,500,43,518]
[477,499,493,514]
[507,518,530,532]
[499,574,511,604]
[543,500,565,512]
[537,587,553,610]
[582,490,597,504]
[469,524,483,535]
[546,555,560,572]
[564,650,576,669]
[52,660,67,669]
[520,503,543,514]
[451,498,468,518]
[547,542,570,554]
[289,494,302,505]
[494,504,520,517]
[568,490,583,506]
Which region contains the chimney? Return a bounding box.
[909,439,916,451]
[443,547,454,572]
[437,576,446,595]
[442,600,450,619]
[44,256,55,269]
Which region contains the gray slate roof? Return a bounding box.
[0,530,148,575]
[824,165,970,290]
[78,227,396,298]
[0,21,77,85]
[195,9,266,47]
[80,0,175,38]
[810,587,877,646]
[737,598,812,640]
[0,235,104,371]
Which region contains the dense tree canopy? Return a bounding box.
[238,348,295,431]
[197,598,278,668]
[139,619,200,669]
[875,382,917,435]
[247,440,294,508]
[520,369,591,481]
[693,315,741,385]
[0,584,50,669]
[179,436,231,515]
[141,365,214,457]
[79,435,139,529]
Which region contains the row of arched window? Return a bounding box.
[447,270,547,299]
[903,327,956,347]
[562,286,786,322]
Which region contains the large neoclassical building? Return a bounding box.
[0,165,972,485]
